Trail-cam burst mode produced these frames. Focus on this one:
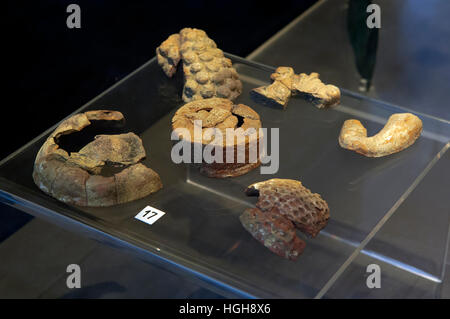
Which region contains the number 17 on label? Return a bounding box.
[135,206,166,225]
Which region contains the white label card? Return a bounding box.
[135,206,166,225]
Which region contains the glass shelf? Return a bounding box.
[0,54,449,298]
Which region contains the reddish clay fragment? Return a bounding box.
[33,110,162,207]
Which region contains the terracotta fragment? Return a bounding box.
[171,98,262,178]
[156,34,181,77]
[51,163,90,206]
[199,161,261,179]
[240,207,306,261]
[86,175,117,207]
[270,66,295,89]
[115,164,163,204]
[245,179,329,238]
[65,153,104,175]
[78,133,146,166]
[292,72,341,108]
[251,81,291,108]
[252,66,341,109]
[85,110,126,123]
[157,28,242,102]
[33,110,162,207]
[32,154,67,194]
[339,113,423,157]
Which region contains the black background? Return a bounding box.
[3,0,316,160]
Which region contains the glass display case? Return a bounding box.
[0,53,448,298]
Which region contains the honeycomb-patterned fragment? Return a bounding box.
[245,178,329,237]
[240,208,306,261]
[156,28,242,102]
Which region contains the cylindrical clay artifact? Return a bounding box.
[171,98,263,178]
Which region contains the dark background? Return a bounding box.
[3,0,317,160]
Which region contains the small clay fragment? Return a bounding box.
[240,208,306,261]
[171,98,262,178]
[33,110,162,207]
[270,66,296,89]
[156,34,181,77]
[339,113,423,157]
[291,72,341,108]
[78,133,146,166]
[251,81,291,109]
[157,28,242,102]
[245,179,329,238]
[51,164,90,206]
[252,66,340,109]
[115,164,163,204]
[85,175,117,207]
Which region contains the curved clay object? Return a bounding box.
[172,98,262,178]
[339,113,423,157]
[252,66,340,109]
[240,208,306,261]
[157,28,242,102]
[33,110,162,206]
[245,179,329,238]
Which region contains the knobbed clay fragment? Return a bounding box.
[156,34,181,77]
[251,66,340,109]
[156,28,242,102]
[33,110,162,207]
[245,179,330,238]
[339,113,423,157]
[171,98,262,178]
[239,208,306,261]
